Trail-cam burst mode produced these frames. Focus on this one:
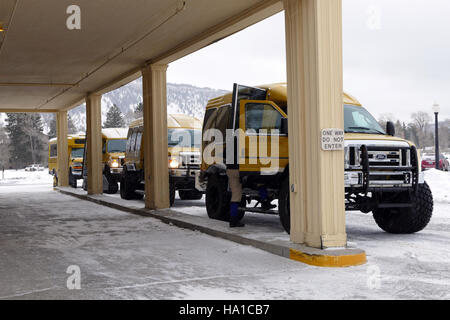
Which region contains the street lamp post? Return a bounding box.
[432,103,440,170]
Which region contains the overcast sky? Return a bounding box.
[167,0,450,122]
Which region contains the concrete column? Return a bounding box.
[56,111,69,187]
[86,94,103,195]
[142,64,170,209]
[284,0,346,248]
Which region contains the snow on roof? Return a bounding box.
[49,133,85,143]
[102,128,128,139]
[129,114,202,129]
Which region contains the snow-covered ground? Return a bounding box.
[1,168,450,299]
[0,169,53,186]
[1,167,448,215]
[424,169,450,205]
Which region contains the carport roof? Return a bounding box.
[0,0,282,113]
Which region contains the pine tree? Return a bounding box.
[134,102,143,119]
[23,114,46,166]
[68,114,78,134]
[5,113,46,168]
[0,124,10,169]
[103,104,125,128]
[48,115,57,139]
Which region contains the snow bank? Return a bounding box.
[424,169,450,204]
[0,169,53,185]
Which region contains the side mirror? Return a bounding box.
[386,121,395,136]
[280,118,288,135]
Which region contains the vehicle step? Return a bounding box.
[239,207,279,215]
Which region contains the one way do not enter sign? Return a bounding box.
[321,128,344,151]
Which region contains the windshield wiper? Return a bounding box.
[347,126,385,134]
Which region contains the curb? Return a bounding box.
[57,188,367,268]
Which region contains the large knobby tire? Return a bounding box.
[278,176,291,234]
[205,174,231,221]
[179,189,203,200]
[373,182,433,234]
[69,171,77,188]
[106,181,119,194]
[120,169,139,200]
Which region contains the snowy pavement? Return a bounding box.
[0,169,449,299]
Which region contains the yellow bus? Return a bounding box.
[48,134,85,187]
[198,83,432,234]
[81,128,128,194]
[120,114,202,205]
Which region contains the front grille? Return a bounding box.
[365,148,410,170]
[180,152,201,169]
[348,146,411,170]
[346,144,418,189]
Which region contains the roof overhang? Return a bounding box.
[0,0,283,113]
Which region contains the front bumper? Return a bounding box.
[345,170,424,189]
[71,169,83,179]
[170,167,199,190]
[345,144,422,192]
[110,167,123,175]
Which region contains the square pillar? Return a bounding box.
[142,64,170,209]
[284,0,346,248]
[56,111,69,187]
[86,94,103,195]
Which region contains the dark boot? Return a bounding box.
[229,202,245,228]
[258,187,276,211]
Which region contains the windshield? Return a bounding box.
[71,148,84,159]
[107,139,127,153]
[344,105,385,134]
[168,129,201,148]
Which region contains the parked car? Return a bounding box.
[421,153,449,171]
[25,164,44,172]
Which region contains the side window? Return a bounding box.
[245,103,282,133]
[50,144,57,157]
[135,132,143,151]
[215,105,232,138]
[130,131,137,152]
[102,140,106,154]
[126,130,133,152]
[202,108,218,150]
[202,108,217,132]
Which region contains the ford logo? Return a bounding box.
[376,154,387,160]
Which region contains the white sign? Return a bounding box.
[321,128,344,151]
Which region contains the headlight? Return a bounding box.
[169,157,180,169]
[110,159,119,168]
[72,162,82,170]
